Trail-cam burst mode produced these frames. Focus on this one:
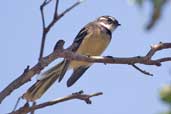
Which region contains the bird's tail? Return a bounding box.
[22,60,69,101]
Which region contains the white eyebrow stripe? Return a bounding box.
[99,16,115,22]
[99,17,107,20]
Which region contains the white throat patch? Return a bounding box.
[99,22,114,32]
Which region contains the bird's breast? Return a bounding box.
[70,31,111,69]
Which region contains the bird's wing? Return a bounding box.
[67,66,90,87]
[58,24,90,81]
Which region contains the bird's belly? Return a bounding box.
[70,35,110,69]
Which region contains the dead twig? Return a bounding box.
[132,64,153,76]
[38,0,82,61]
[12,97,22,112]
[9,91,103,114]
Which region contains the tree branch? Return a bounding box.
[39,0,53,61]
[54,0,59,17]
[132,64,153,76]
[0,41,170,104]
[9,91,103,114]
[38,0,82,61]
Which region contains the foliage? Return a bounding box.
[130,0,169,30]
[160,84,171,114]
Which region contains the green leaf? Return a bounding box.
[160,85,171,104]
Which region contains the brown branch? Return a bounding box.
[40,0,52,29]
[9,91,103,114]
[38,0,82,61]
[39,0,53,61]
[0,0,83,104]
[12,97,22,112]
[30,102,36,114]
[155,57,171,63]
[146,42,171,58]
[57,0,82,18]
[54,0,59,17]
[0,40,64,104]
[0,42,170,103]
[132,64,153,76]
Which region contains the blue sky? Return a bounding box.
[0,0,171,114]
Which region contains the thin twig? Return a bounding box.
[0,42,171,104]
[132,64,153,76]
[45,0,82,33]
[58,0,82,18]
[44,0,53,5]
[146,42,171,58]
[54,0,59,18]
[30,102,36,114]
[38,0,82,61]
[12,97,22,112]
[39,0,53,61]
[9,91,103,114]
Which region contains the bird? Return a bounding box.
[22,15,120,101]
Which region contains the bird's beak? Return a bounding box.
[118,23,121,26]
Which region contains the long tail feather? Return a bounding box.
[22,60,69,101]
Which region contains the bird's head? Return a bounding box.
[97,16,121,32]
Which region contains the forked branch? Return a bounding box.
[9,91,103,114]
[39,0,82,60]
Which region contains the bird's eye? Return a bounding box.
[107,19,113,24]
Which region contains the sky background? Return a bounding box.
[0,0,171,114]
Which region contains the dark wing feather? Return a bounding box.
[67,66,90,87]
[71,27,89,52]
[58,27,89,81]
